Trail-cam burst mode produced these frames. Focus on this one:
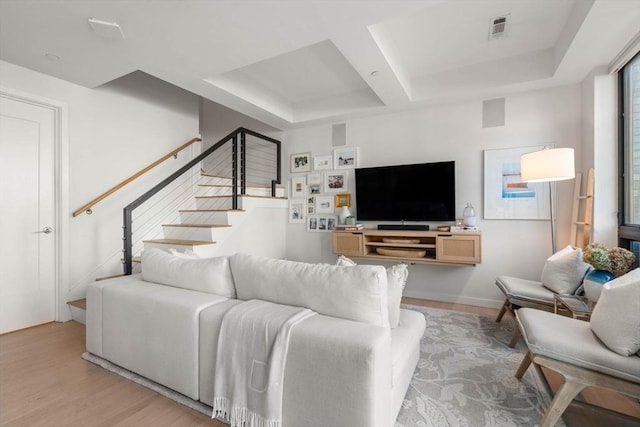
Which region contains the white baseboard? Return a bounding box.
[402,290,504,309]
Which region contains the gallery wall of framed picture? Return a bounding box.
[289,147,359,230]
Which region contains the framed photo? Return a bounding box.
[307,215,337,232]
[289,199,305,223]
[324,170,348,193]
[291,152,311,173]
[484,146,550,220]
[333,146,359,169]
[291,176,307,197]
[307,172,322,185]
[335,193,351,207]
[307,206,315,215]
[308,184,321,194]
[316,196,334,214]
[313,155,332,170]
[307,196,316,206]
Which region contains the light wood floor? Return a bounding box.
[0,298,638,426]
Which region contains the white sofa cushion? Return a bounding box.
[141,248,236,298]
[231,253,390,328]
[540,245,590,294]
[590,268,640,356]
[336,256,407,328]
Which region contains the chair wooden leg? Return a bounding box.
[538,379,585,427]
[515,351,532,379]
[496,299,509,322]
[508,327,521,348]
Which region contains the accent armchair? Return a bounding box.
[513,268,640,427]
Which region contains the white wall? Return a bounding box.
[0,61,200,319]
[283,84,584,308]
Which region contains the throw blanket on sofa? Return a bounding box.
[212,299,315,427]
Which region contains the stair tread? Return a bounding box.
[162,223,232,228]
[195,194,287,200]
[179,209,245,212]
[198,184,285,189]
[67,298,87,310]
[143,238,216,246]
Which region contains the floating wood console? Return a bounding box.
[333,229,481,266]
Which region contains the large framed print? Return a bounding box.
[324,170,348,193]
[291,152,311,173]
[484,146,550,220]
[333,146,359,169]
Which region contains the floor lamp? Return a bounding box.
[520,147,575,253]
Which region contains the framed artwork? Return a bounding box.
[307,172,322,185]
[307,215,337,232]
[335,193,351,207]
[333,146,359,169]
[308,184,321,194]
[484,146,550,220]
[315,196,334,214]
[313,155,332,170]
[307,196,316,206]
[307,206,315,215]
[324,170,348,192]
[291,152,311,173]
[289,199,305,223]
[291,176,307,197]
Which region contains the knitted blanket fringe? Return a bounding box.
[213,397,281,427]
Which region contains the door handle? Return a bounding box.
[41,227,53,234]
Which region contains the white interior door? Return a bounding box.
[0,95,56,334]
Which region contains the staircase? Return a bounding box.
[140,172,287,259]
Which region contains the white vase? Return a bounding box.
[339,206,352,225]
[463,202,476,227]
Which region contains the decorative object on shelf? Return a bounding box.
[436,226,450,232]
[462,202,477,227]
[376,247,426,258]
[291,152,311,173]
[520,146,575,253]
[582,243,635,303]
[344,216,357,226]
[338,206,352,225]
[382,238,420,244]
[333,146,359,169]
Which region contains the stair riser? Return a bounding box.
[195,197,233,210]
[143,242,219,258]
[162,226,232,241]
[199,175,233,186]
[179,211,245,225]
[197,186,283,197]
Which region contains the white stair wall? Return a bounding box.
[141,172,287,258]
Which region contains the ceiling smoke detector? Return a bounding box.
[488,14,510,40]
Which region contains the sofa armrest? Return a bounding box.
[283,315,391,427]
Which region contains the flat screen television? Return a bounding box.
[354,161,455,222]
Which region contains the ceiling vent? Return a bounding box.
[488,14,510,40]
[88,18,125,40]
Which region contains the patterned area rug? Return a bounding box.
[83,306,558,427]
[396,305,559,427]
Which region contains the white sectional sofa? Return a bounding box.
[86,250,426,427]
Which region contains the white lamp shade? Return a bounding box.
[520,148,575,182]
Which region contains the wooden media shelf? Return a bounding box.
[333,229,481,266]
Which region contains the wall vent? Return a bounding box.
[488,14,510,40]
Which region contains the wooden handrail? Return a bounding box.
[72,137,202,217]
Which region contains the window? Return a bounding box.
[619,51,640,267]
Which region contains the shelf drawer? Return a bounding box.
[333,232,364,257]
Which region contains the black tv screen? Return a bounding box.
[355,161,455,221]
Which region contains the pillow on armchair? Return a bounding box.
[336,256,408,328]
[540,245,590,295]
[590,268,640,356]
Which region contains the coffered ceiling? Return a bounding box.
[1,0,639,129]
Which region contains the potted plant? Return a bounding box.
[582,243,635,303]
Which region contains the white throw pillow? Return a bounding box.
[540,245,590,294]
[336,256,408,328]
[141,248,236,298]
[590,268,640,356]
[231,253,390,328]
[168,248,200,259]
